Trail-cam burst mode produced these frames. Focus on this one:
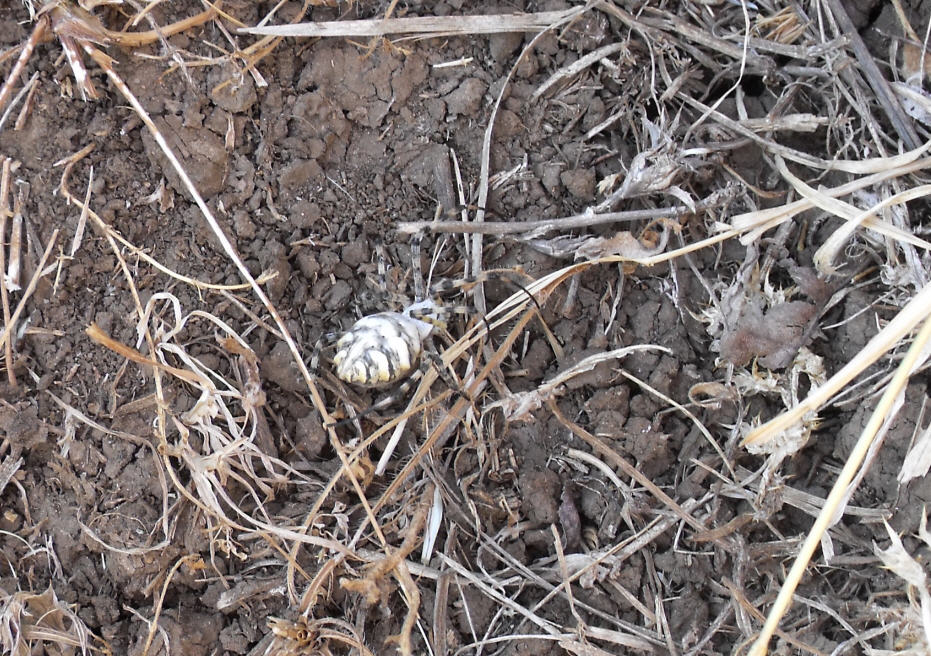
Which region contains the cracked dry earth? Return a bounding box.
[0,1,929,655]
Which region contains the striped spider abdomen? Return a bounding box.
[331,300,441,386]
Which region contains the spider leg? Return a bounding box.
[429,269,547,339]
[374,240,389,291]
[431,268,543,312]
[309,331,339,378]
[421,348,476,407]
[324,340,471,430]
[410,230,425,301]
[324,366,426,429]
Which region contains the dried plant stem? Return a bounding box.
[0,229,58,355]
[79,40,389,570]
[0,16,46,118]
[743,279,931,447]
[240,8,582,38]
[108,6,218,47]
[141,554,202,656]
[548,399,710,535]
[0,72,37,133]
[682,94,929,173]
[80,42,334,427]
[0,159,14,387]
[56,145,273,292]
[731,151,931,244]
[397,204,712,236]
[747,314,931,656]
[86,323,207,385]
[467,5,587,313]
[824,0,920,150]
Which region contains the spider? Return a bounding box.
[311,234,536,420]
[313,235,468,404]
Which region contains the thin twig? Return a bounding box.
[469,3,590,314]
[0,229,58,354]
[0,72,38,134]
[398,199,722,236]
[0,16,46,119]
[0,159,14,387]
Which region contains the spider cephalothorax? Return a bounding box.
[313,234,539,422]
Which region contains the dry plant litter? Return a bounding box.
[0,1,929,655]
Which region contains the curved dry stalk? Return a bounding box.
[86,322,208,385]
[77,40,356,519]
[0,229,58,355]
[747,314,931,656]
[110,4,219,47]
[0,586,101,655]
[468,3,590,311]
[771,155,931,273]
[824,0,921,150]
[141,554,204,656]
[548,399,711,537]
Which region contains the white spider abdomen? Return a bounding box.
[332,311,435,386]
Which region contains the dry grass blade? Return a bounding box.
[141,554,204,656]
[468,4,590,311]
[873,512,931,652]
[490,345,668,421]
[899,412,931,484]
[0,228,57,355]
[0,14,46,118]
[532,41,629,100]
[55,143,275,292]
[747,315,931,656]
[77,28,339,440]
[771,155,931,273]
[729,146,931,245]
[239,8,582,38]
[0,157,15,387]
[823,0,921,149]
[86,322,208,384]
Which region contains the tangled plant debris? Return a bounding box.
[0,1,929,655]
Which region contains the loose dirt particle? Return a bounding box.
[341,241,370,268]
[142,115,228,197]
[560,168,596,200]
[445,77,487,117]
[208,64,257,114]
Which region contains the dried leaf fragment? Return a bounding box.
[720,299,817,369]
